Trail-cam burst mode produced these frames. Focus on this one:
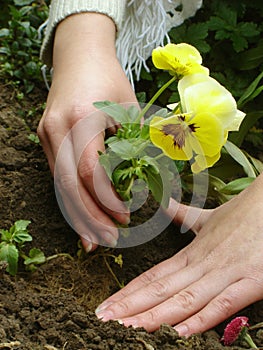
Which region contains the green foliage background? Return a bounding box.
[0,0,49,94]
[135,0,263,155]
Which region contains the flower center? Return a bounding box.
[162,123,186,148]
[161,115,198,149]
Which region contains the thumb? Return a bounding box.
[166,198,213,234]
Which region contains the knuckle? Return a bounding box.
[78,154,98,181]
[56,174,76,194]
[138,270,158,287]
[175,290,196,310]
[146,309,159,324]
[149,280,169,299]
[38,111,60,139]
[211,295,233,316]
[185,313,208,334]
[114,300,130,315]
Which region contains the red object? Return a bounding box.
[222,316,249,346]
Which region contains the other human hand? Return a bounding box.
[38,13,137,251]
[95,173,263,336]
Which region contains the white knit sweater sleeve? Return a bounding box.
[40,0,127,67]
[40,0,203,83]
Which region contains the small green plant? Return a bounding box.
[0,220,32,275]
[0,220,73,276]
[28,133,40,144]
[0,0,49,94]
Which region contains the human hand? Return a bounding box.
[95,173,263,335]
[38,13,137,252]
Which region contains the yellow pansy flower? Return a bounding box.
[178,73,245,129]
[150,74,245,173]
[152,43,209,79]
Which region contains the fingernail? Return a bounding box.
[122,214,130,225]
[117,319,123,325]
[104,232,117,248]
[95,301,113,315]
[95,309,114,322]
[174,324,189,336]
[85,242,93,253]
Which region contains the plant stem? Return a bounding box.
[244,333,258,349]
[249,322,263,330]
[122,176,134,202]
[136,75,177,121]
[103,256,123,289]
[46,253,74,262]
[154,153,167,160]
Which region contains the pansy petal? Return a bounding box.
[185,112,225,157]
[179,74,238,127]
[150,116,192,160]
[226,110,246,131]
[191,152,221,173]
[152,43,209,78]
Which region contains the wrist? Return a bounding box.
[53,12,117,70]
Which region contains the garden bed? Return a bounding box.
[0,82,262,349]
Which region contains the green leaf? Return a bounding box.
[145,168,164,205]
[109,139,149,159]
[113,167,132,185]
[13,231,32,244]
[0,229,12,242]
[140,156,160,174]
[207,175,234,204]
[231,34,248,52]
[223,141,256,178]
[238,22,259,38]
[0,28,10,37]
[24,248,46,266]
[14,0,34,5]
[127,105,140,122]
[242,152,263,175]
[237,71,263,108]
[131,179,147,192]
[99,153,114,180]
[229,111,263,147]
[0,242,19,276]
[219,177,255,195]
[93,101,130,124]
[237,39,263,70]
[14,220,31,232]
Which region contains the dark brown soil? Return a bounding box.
[0,81,262,350]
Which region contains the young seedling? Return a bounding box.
[0,220,73,275]
[0,220,32,275]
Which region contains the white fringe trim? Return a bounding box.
[39,0,202,89]
[117,0,202,86]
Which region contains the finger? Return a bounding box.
[95,250,191,313]
[77,132,130,224]
[37,115,57,174]
[96,259,206,322]
[71,113,130,224]
[54,135,119,247]
[114,265,245,332]
[174,278,263,337]
[166,198,213,234]
[80,236,98,253]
